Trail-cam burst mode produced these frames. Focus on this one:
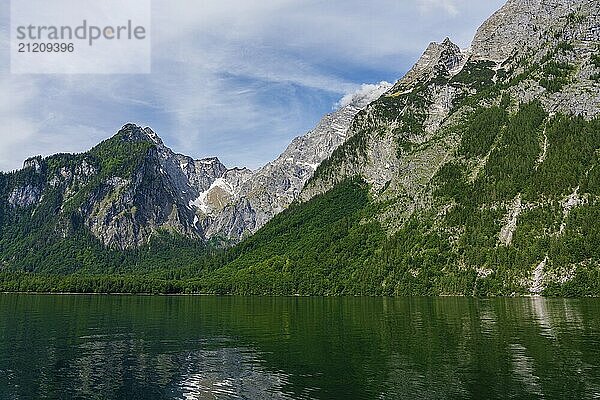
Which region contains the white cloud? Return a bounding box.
[336,82,393,109]
[0,0,507,171]
[0,74,110,171]
[418,0,459,16]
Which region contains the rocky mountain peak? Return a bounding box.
[197,156,222,166]
[117,123,165,146]
[399,37,464,87]
[142,127,164,146]
[471,0,583,61]
[22,156,42,172]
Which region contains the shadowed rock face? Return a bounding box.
[82,125,234,248]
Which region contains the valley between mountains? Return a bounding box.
[1,0,600,296]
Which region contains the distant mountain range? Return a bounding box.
[1,0,599,296]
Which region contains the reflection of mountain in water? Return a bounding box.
[0,295,599,399]
[70,334,297,399]
[173,346,296,400]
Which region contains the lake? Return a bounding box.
[0,295,599,399]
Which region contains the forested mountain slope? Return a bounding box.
[1,0,599,296]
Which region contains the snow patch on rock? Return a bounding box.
[191,177,234,214]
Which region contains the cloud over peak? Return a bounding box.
[336,82,393,109]
[0,0,506,171]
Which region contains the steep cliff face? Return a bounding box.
[1,124,228,249]
[0,81,390,248]
[470,0,585,61]
[295,0,600,294]
[195,82,392,240]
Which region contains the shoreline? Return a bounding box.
[0,291,592,298]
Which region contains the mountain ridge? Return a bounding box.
[1,81,391,248]
[1,0,600,296]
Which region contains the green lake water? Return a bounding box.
[0,294,599,399]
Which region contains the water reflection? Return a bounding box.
[174,347,294,400]
[0,295,599,399]
[509,343,543,397]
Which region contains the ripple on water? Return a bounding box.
[1,295,600,400]
[170,347,297,400]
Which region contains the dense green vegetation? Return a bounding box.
[450,60,496,91]
[1,39,599,298]
[458,105,508,158]
[539,61,575,92]
[0,180,387,295]
[191,102,599,298]
[536,41,577,92]
[478,102,547,201]
[432,102,600,296]
[2,104,600,297]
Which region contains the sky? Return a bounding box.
[0,0,506,172]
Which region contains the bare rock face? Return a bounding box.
[83,146,200,249]
[8,185,42,208]
[196,82,392,240]
[23,156,42,172]
[4,0,598,255]
[471,0,588,61]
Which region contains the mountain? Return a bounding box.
[2,125,210,250]
[197,82,391,240]
[0,83,390,253]
[285,0,600,295]
[1,0,599,296]
[196,0,600,296]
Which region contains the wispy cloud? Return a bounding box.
[0,0,506,171]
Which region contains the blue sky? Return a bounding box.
[0,0,505,171]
